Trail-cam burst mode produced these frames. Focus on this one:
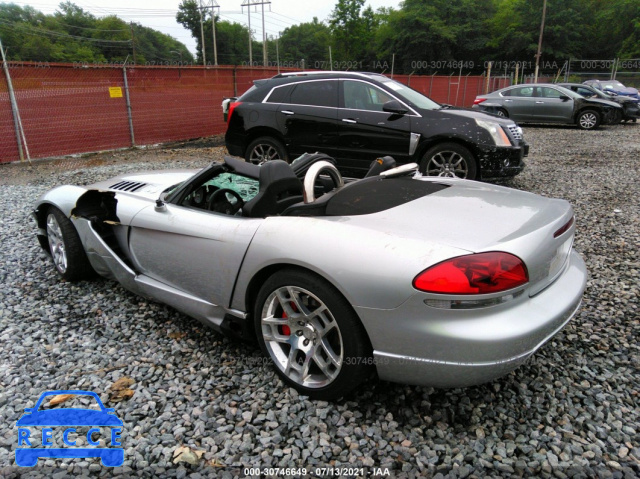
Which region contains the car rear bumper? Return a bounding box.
[356,250,586,388]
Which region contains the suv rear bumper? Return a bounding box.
[225,130,245,157]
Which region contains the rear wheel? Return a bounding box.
[245,136,287,165]
[45,207,94,281]
[420,143,477,180]
[577,110,600,130]
[254,269,373,400]
[496,108,509,118]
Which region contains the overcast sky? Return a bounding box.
[13,0,401,56]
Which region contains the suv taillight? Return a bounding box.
[473,98,487,105]
[227,102,241,123]
[413,252,528,294]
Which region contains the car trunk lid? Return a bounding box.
[344,177,576,296]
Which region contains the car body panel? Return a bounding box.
[34,160,586,388]
[128,203,262,307]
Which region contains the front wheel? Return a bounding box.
[245,136,287,165]
[420,143,477,180]
[577,110,600,130]
[254,269,373,400]
[45,207,94,281]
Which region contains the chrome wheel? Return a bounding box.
[425,150,469,178]
[578,110,600,130]
[249,143,282,164]
[46,213,67,274]
[260,286,343,389]
[496,109,507,117]
[580,113,598,130]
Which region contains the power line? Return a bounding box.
[270,11,306,24]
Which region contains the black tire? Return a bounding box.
[576,109,601,130]
[245,136,287,165]
[254,269,373,400]
[420,142,477,180]
[496,108,509,118]
[45,206,94,281]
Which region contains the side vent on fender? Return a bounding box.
[109,181,147,192]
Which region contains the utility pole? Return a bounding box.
[198,0,207,65]
[130,23,136,64]
[261,1,266,66]
[534,0,547,83]
[242,0,271,66]
[276,34,280,73]
[200,0,219,66]
[212,1,219,66]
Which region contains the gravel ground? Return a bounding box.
[0,125,639,478]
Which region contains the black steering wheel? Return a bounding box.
[206,188,244,215]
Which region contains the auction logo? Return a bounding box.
[15,390,124,467]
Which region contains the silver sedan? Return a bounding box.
[33,154,587,399]
[473,83,622,129]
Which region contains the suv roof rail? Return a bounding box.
[273,71,388,80]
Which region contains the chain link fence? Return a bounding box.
[0,63,298,163]
[1,63,504,164]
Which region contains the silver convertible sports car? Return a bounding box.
[33,154,587,399]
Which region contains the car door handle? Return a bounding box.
[504,99,513,102]
[281,110,294,115]
[535,101,544,104]
[342,118,357,124]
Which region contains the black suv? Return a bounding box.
[225,72,528,180]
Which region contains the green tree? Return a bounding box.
[177,0,250,65]
[0,2,193,63]
[588,0,640,58]
[380,0,458,72]
[488,0,590,62]
[279,18,331,65]
[329,0,378,63]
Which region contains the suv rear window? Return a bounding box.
[265,84,294,103]
[289,81,338,107]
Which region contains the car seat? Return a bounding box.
[242,160,303,217]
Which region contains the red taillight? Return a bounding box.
[227,101,241,123]
[473,97,487,105]
[554,216,574,238]
[413,252,529,294]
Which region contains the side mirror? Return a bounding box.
[559,95,570,101]
[155,199,167,212]
[382,100,408,115]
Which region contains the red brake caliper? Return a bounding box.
[280,306,291,336]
